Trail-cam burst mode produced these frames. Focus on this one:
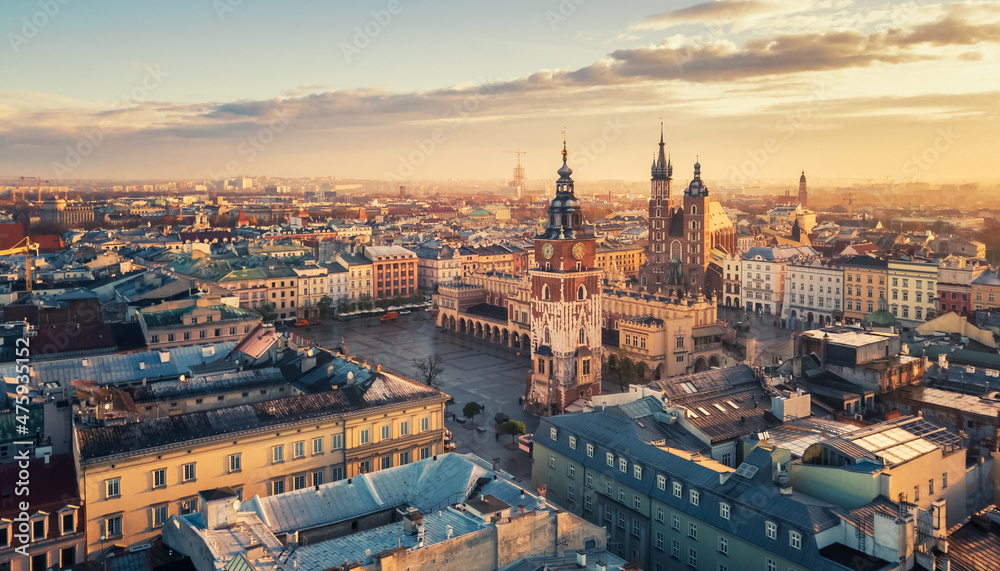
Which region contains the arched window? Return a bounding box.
[544,329,550,345]
[579,328,586,344]
[691,205,698,215]
[574,214,580,226]
[561,214,568,227]
[578,285,586,300]
[656,209,660,217]
[550,215,555,226]
[542,285,550,300]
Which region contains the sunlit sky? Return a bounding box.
[1,0,998,184]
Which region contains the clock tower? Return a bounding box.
[524,138,603,415]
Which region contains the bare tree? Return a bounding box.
[412,353,445,388]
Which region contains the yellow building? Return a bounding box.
[74,363,448,559]
[971,272,1000,311]
[842,256,888,324]
[594,243,646,278]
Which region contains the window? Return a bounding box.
[332,467,344,481]
[568,464,576,478]
[943,472,948,489]
[765,521,777,539]
[272,445,285,463]
[606,482,614,496]
[153,468,166,488]
[313,438,323,455]
[672,513,680,530]
[633,464,642,480]
[632,520,641,537]
[657,475,667,490]
[914,485,920,501]
[569,436,577,449]
[690,489,699,506]
[689,522,697,539]
[421,417,430,431]
[928,478,934,494]
[688,548,697,568]
[671,539,680,559]
[619,457,627,472]
[634,495,641,510]
[381,456,392,470]
[766,559,776,571]
[293,475,306,490]
[61,512,74,534]
[105,515,122,537]
[618,512,626,529]
[605,506,613,522]
[673,481,682,498]
[584,494,592,511]
[619,488,626,503]
[229,454,241,473]
[586,443,594,457]
[381,425,391,440]
[790,530,802,549]
[106,478,121,498]
[656,506,664,523]
[586,473,593,488]
[606,452,614,467]
[293,441,305,458]
[153,505,168,527]
[312,471,324,486]
[271,479,285,495]
[656,531,664,550]
[332,434,343,450]
[360,429,369,444]
[719,535,728,555]
[720,502,730,520]
[549,454,556,469]
[399,451,410,465]
[183,463,196,482]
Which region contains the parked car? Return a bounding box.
[309,318,322,325]
[294,319,309,327]
[399,309,412,315]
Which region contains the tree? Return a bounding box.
[412,354,445,388]
[336,296,350,314]
[463,402,485,425]
[255,302,278,324]
[612,347,639,392]
[357,293,374,311]
[317,296,332,317]
[498,420,526,445]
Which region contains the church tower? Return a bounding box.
[798,171,807,208]
[641,124,673,292]
[524,138,603,415]
[680,159,712,294]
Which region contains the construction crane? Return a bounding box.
[16,176,47,202]
[844,192,855,219]
[0,237,39,293]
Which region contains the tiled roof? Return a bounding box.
[945,514,1000,571]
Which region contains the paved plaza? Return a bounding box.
[299,308,795,482]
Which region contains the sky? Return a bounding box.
[1,0,999,186]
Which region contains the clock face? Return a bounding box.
[542,243,554,259]
[572,242,586,260]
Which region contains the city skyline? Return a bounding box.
[2,0,998,183]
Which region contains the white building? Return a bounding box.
[887,258,938,328]
[293,262,328,318]
[782,258,844,329]
[741,245,818,320]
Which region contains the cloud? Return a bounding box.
[631,0,800,30]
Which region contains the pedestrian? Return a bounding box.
[495,432,499,442]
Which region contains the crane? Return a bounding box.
[0,237,39,293]
[15,177,47,202]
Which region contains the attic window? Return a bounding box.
[726,400,739,409]
[697,407,711,416]
[713,404,727,412]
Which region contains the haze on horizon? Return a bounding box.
[1,0,998,185]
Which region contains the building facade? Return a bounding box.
[887,258,938,328]
[524,144,603,415]
[639,129,736,299]
[365,245,417,300]
[936,257,984,316]
[782,258,844,329]
[740,245,818,322]
[842,256,889,324]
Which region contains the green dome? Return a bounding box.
[863,296,899,328]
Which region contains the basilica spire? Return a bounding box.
[651,122,671,181]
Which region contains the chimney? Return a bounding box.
[576,550,586,567]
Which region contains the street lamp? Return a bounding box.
[100,534,107,571]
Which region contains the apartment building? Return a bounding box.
[365,245,417,300]
[293,262,328,318]
[594,243,647,279]
[216,268,268,310]
[73,356,448,559]
[887,258,938,328]
[782,258,844,329]
[842,256,889,324]
[971,272,1000,312]
[137,296,260,349]
[740,245,818,321]
[414,243,462,293]
[262,262,298,319]
[334,252,374,303]
[937,257,985,316]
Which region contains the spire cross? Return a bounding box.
[561,128,567,161]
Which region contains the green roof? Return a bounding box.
[219,268,267,282]
[141,304,259,328]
